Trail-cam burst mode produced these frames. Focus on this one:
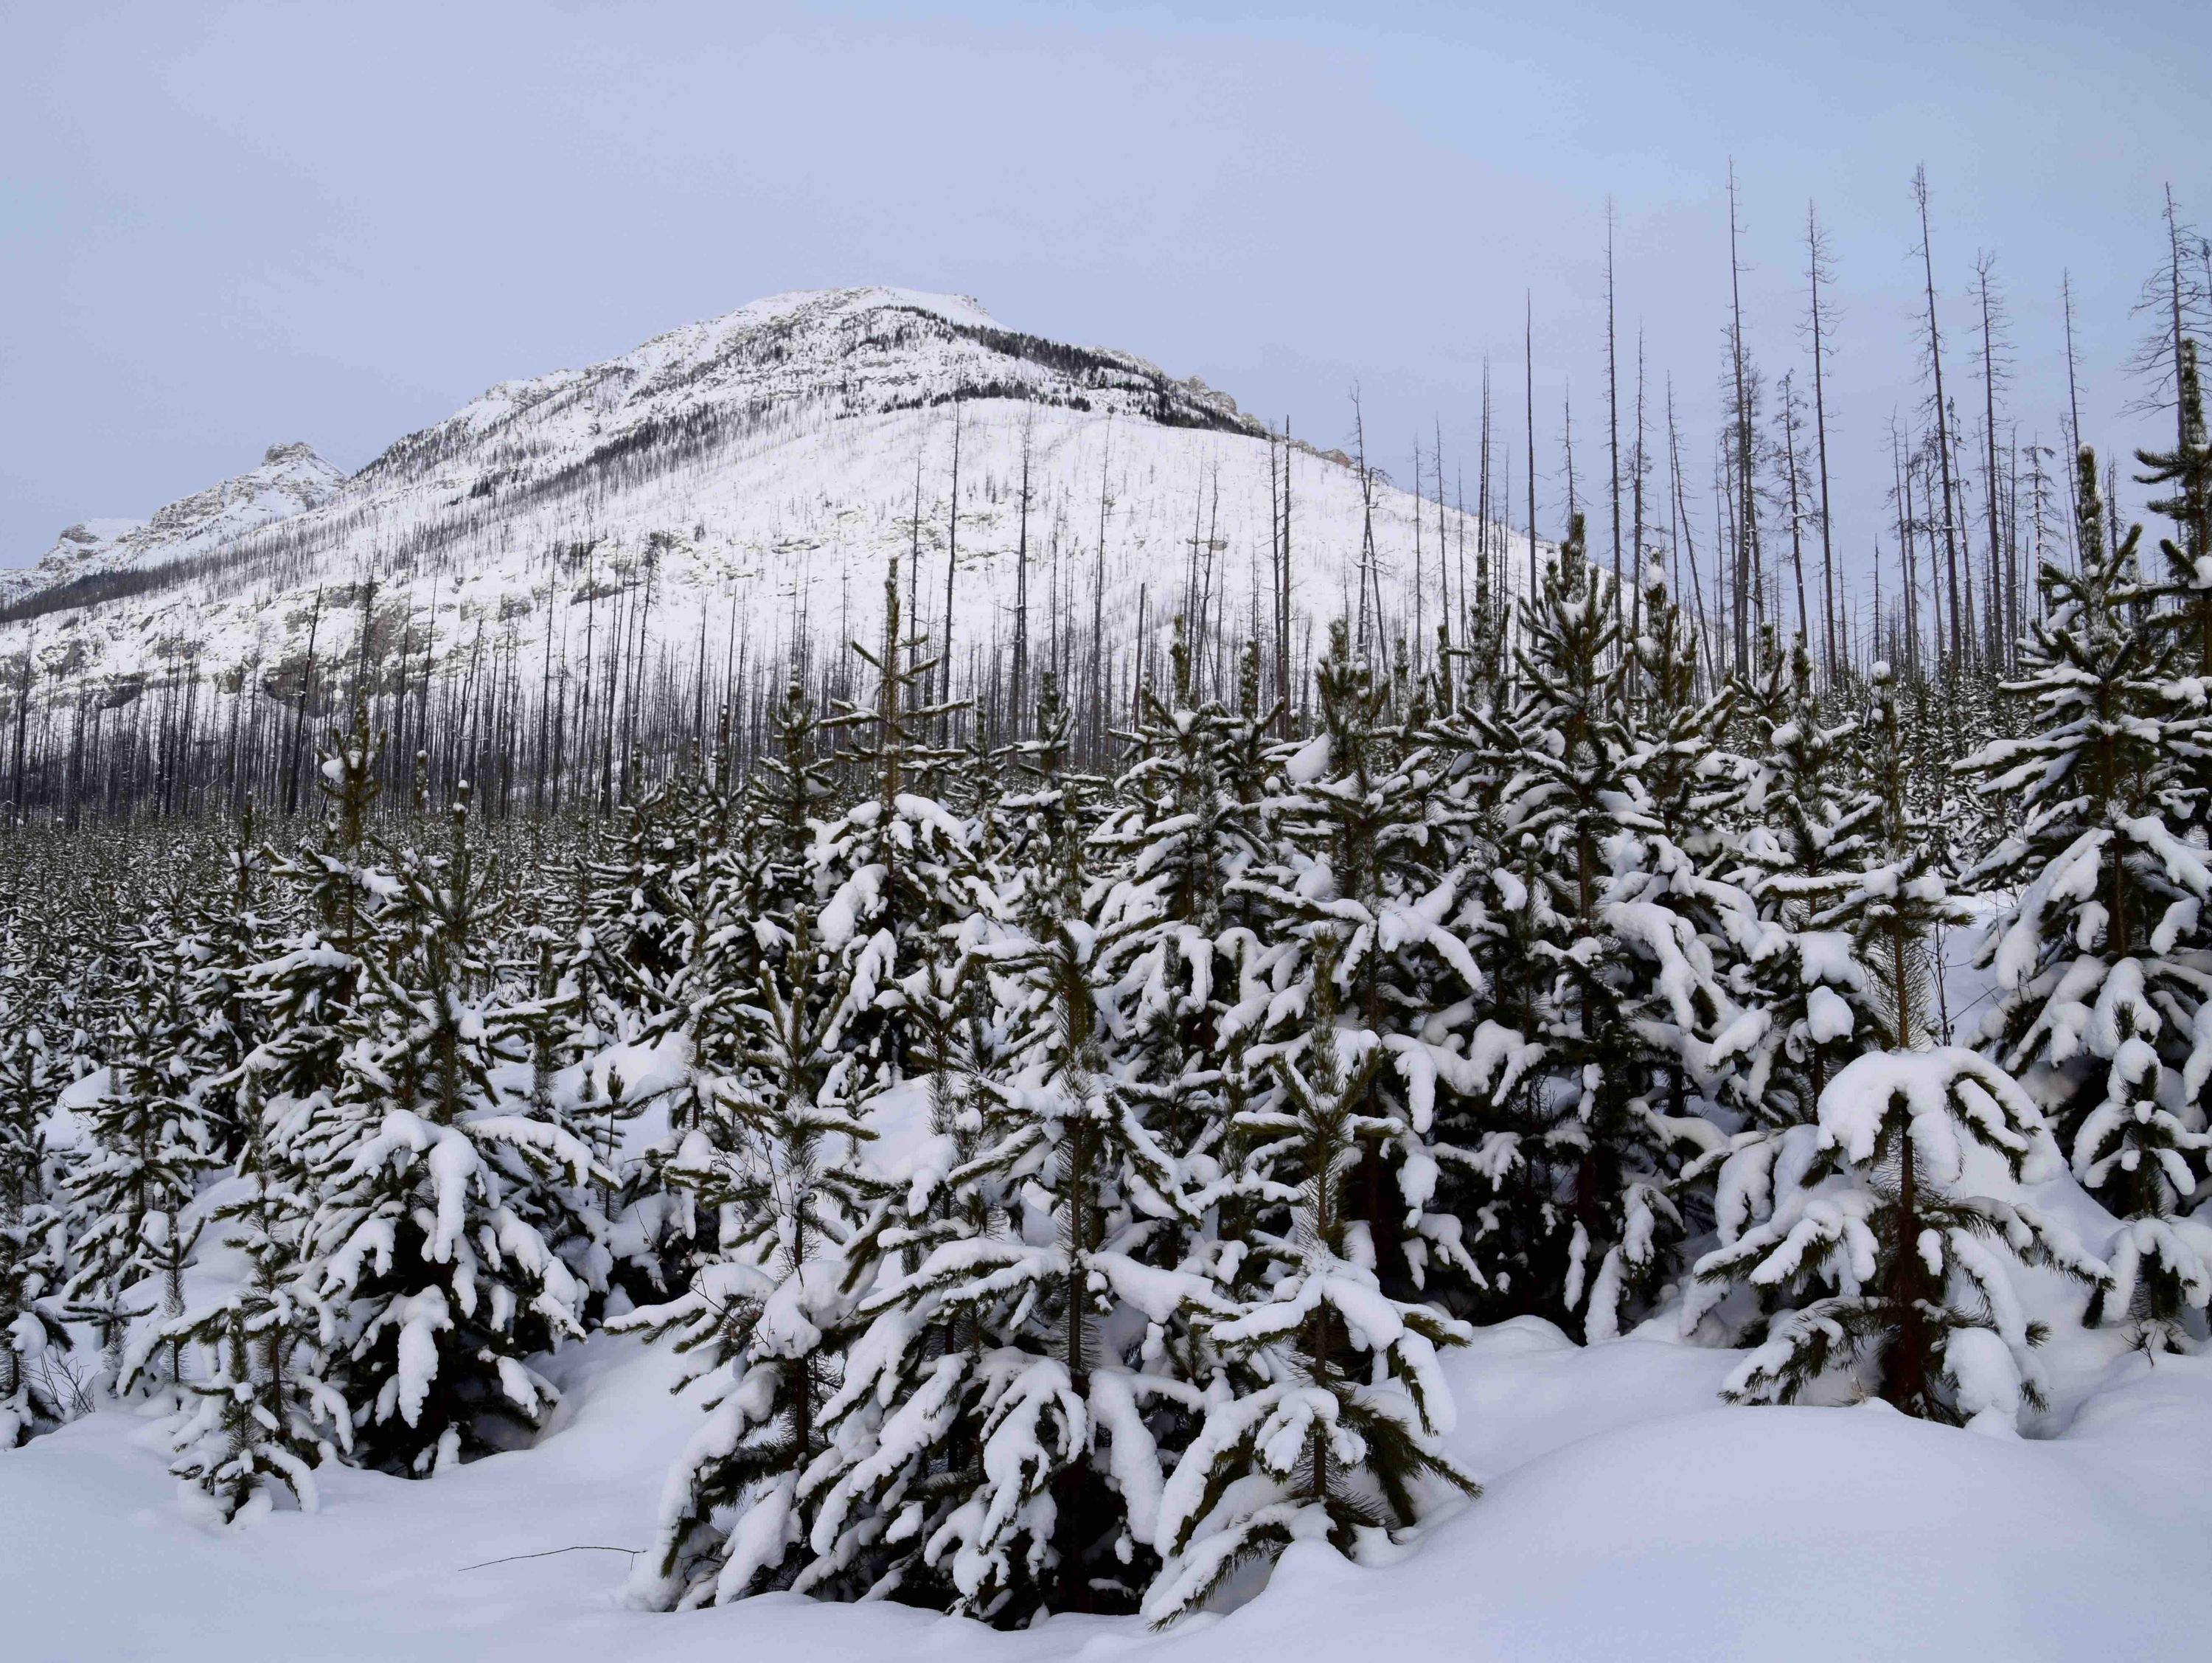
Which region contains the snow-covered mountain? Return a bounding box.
[1,288,1518,721]
[3,442,344,606]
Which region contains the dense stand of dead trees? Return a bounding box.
[2,172,2205,830]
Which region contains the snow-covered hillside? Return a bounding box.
[2,289,1514,713]
[2,442,344,607]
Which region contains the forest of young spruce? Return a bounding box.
[2,172,2211,1644]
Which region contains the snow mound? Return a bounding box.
[4,1318,2203,1662]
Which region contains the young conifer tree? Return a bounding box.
[563,740,753,1310]
[617,681,895,1608]
[814,558,982,1098]
[1717,636,1886,1133]
[249,703,386,1166]
[581,747,740,1140]
[798,680,1193,1623]
[1688,644,2110,1417]
[1096,624,1273,939]
[65,955,216,1396]
[1145,939,1478,1625]
[1850,663,1970,1055]
[0,1016,67,1446]
[1689,1046,2105,1427]
[1685,655,1900,1310]
[1499,517,1733,1337]
[164,1076,349,1521]
[1630,555,1743,875]
[1095,632,1278,1271]
[178,803,281,1164]
[304,786,602,1475]
[1233,619,1492,1304]
[1609,552,1764,1220]
[1962,451,2212,1350]
[1412,597,1560,1322]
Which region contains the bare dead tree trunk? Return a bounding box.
[1915,165,1966,670]
[1975,254,2008,668]
[1012,409,1032,737]
[283,586,323,817]
[2062,272,2084,569]
[1806,202,1841,683]
[1631,330,1646,641]
[1527,291,1539,602]
[1781,373,1811,646]
[1728,162,1759,675]
[1606,197,1623,598]
[941,396,962,735]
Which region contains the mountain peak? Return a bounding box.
[355,284,1263,493]
[699,285,999,331]
[1,291,1503,728]
[5,442,345,605]
[261,440,330,470]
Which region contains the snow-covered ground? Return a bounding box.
[7,1310,2205,1663]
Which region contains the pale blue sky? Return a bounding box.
[4,0,2205,605]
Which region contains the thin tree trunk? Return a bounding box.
[1916,166,1966,669]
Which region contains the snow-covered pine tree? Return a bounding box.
[1962,450,2212,1351]
[1718,636,1885,1132]
[178,803,282,1164]
[64,946,217,1396]
[1097,624,1273,938]
[1095,633,1276,1271]
[616,681,896,1608]
[1687,641,2111,1419]
[1851,662,1969,1056]
[1607,553,1765,1258]
[594,696,822,1291]
[164,1075,349,1521]
[305,785,602,1474]
[796,673,1194,1622]
[497,854,628,1320]
[814,558,984,1099]
[563,739,754,1309]
[543,843,621,1158]
[1232,619,1492,1305]
[611,756,739,1013]
[1498,517,1733,1338]
[1680,648,1902,1332]
[1691,659,1967,1281]
[614,902,889,1603]
[1144,939,1478,1625]
[951,702,1012,871]
[0,1013,67,1446]
[1729,623,1793,774]
[1690,1046,2105,1428]
[582,746,738,1131]
[1405,602,1562,1323]
[1628,555,1742,876]
[248,703,386,1156]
